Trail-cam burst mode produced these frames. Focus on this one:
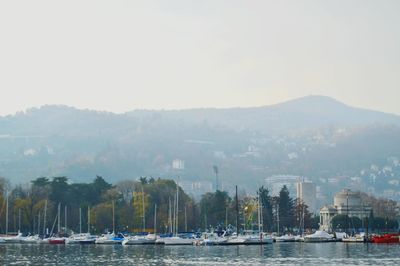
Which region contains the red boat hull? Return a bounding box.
[49,238,65,244]
[371,234,400,244]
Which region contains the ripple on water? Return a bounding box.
[0,242,399,265]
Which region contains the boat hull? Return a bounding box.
[49,238,65,244]
[162,237,194,245]
[122,238,155,245]
[371,234,400,244]
[95,239,123,245]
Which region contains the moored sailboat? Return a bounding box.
[304,230,334,242]
[48,203,66,244]
[66,207,97,244]
[275,234,296,242]
[161,184,196,245]
[95,201,124,244]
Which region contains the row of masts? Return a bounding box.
[3,184,267,235]
[2,191,92,235]
[47,203,92,236]
[166,183,181,235]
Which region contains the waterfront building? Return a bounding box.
[172,159,185,170]
[296,181,317,213]
[319,189,371,231]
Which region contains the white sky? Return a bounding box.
[0,0,399,115]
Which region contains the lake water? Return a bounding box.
[0,242,399,265]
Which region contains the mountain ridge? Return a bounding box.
[0,95,399,202]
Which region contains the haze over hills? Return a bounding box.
[127,95,400,134]
[1,95,400,202]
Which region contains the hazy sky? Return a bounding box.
[1,0,399,115]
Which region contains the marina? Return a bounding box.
[0,230,398,245]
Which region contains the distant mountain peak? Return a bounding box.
[273,95,347,109]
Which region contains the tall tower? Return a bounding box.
[296,180,317,213]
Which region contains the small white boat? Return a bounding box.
[1,232,24,243]
[294,235,304,242]
[162,236,195,245]
[122,234,156,245]
[342,233,365,243]
[221,232,272,245]
[275,234,296,242]
[95,233,124,245]
[224,234,248,245]
[244,233,273,244]
[21,234,41,244]
[38,238,50,244]
[304,230,334,242]
[66,233,97,244]
[200,233,227,246]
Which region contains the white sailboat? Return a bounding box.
[275,234,296,242]
[95,201,124,244]
[37,200,50,244]
[226,193,273,245]
[122,234,156,245]
[0,192,26,243]
[200,232,228,246]
[123,204,157,245]
[21,234,41,244]
[95,232,124,245]
[304,230,334,242]
[48,203,66,244]
[160,183,195,245]
[67,207,97,244]
[247,194,273,244]
[1,232,25,243]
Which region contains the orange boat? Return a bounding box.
[371,233,400,244]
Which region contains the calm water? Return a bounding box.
[0,242,399,265]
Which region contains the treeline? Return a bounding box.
[0,176,396,235]
[331,214,399,232]
[0,176,195,234]
[0,176,319,235]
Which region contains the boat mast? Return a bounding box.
[172,197,176,234]
[258,194,261,233]
[235,185,239,236]
[277,203,280,236]
[112,200,115,233]
[168,197,172,234]
[154,204,157,238]
[225,207,228,230]
[18,209,21,233]
[260,198,264,232]
[37,211,41,236]
[346,191,349,235]
[204,209,207,232]
[43,200,47,236]
[302,204,305,236]
[79,207,82,234]
[64,205,67,233]
[176,183,179,235]
[141,186,145,232]
[49,211,58,237]
[57,203,61,234]
[87,206,90,234]
[184,205,187,232]
[5,191,8,235]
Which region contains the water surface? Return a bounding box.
[1,242,399,265]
